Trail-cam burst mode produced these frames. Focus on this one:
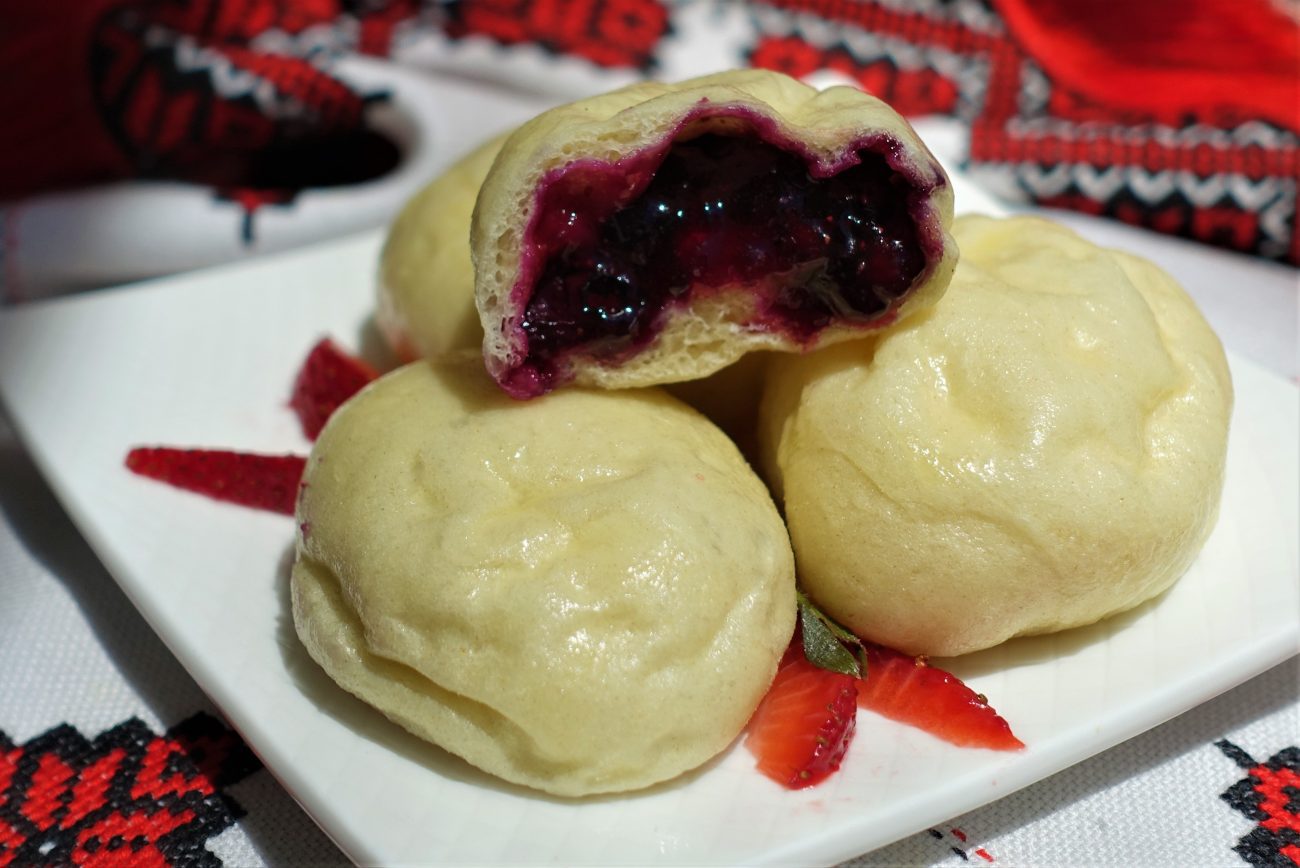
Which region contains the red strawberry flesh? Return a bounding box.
[745,646,858,788]
[290,338,378,439]
[125,448,306,515]
[857,645,1024,751]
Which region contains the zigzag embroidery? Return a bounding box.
[144,24,342,122]
[248,22,350,61]
[1003,161,1291,212]
[968,163,1294,257]
[1005,117,1300,151]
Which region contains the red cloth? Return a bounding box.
[0,0,133,196]
[996,0,1298,130]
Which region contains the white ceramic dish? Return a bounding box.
[1,196,1296,864]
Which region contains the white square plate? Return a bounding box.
[1,195,1296,864]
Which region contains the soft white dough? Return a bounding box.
[292,354,796,796]
[759,215,1233,657]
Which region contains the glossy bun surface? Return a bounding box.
[760,215,1232,656]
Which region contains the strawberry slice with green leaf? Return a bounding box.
[125,448,306,515]
[856,645,1024,751]
[745,643,858,788]
[290,338,378,439]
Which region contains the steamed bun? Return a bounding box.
[760,215,1232,657]
[376,134,507,361]
[292,354,795,796]
[472,68,956,399]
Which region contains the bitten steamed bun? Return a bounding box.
[292,354,795,796]
[473,68,956,399]
[760,215,1232,657]
[373,129,770,450]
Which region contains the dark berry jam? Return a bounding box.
[516,130,929,393]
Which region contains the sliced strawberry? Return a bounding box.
[125,448,306,515]
[745,645,858,788]
[290,338,379,439]
[857,645,1024,751]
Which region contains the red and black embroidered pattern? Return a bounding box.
[0,712,260,867]
[87,0,401,244]
[927,826,997,863]
[442,0,672,70]
[745,0,1299,265]
[90,3,364,183]
[748,0,998,119]
[1217,739,1300,867]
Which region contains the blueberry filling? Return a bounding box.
[518,132,928,381]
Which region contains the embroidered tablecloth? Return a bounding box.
[1,1,1297,864]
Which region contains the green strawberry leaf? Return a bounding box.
[797,591,867,678]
